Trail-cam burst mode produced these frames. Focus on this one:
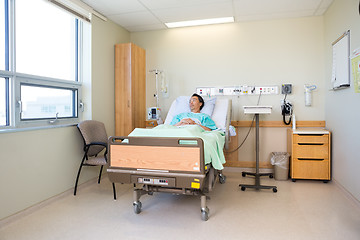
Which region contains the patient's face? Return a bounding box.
[189,96,202,113]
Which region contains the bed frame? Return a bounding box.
[107,98,231,221]
[107,136,225,221]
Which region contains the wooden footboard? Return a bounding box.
[107,136,207,189]
[109,136,204,173]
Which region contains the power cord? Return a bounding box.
[225,92,261,154]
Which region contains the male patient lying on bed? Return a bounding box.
[170,93,217,131]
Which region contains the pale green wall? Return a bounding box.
[324,0,360,201]
[0,17,130,220]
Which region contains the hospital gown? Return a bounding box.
[170,112,217,130]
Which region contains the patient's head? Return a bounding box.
[190,93,204,113]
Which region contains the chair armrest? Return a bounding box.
[84,142,108,160]
[88,142,107,148]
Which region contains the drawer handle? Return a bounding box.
[298,134,324,136]
[297,143,324,146]
[297,158,324,161]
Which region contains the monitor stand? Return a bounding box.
[239,106,277,192]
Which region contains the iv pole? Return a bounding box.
[149,69,162,108]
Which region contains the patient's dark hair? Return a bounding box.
[192,93,204,110]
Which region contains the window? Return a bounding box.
[0,0,90,130]
[20,84,78,120]
[0,77,8,126]
[0,0,7,71]
[16,0,78,81]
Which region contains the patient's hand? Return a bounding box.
[174,118,212,131]
[177,118,196,125]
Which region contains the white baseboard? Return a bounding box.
[333,178,360,211]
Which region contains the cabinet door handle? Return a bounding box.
[297,158,325,161]
[298,143,324,146]
[298,134,324,136]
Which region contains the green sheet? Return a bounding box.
[128,124,226,170]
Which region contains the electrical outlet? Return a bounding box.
[281,84,292,94]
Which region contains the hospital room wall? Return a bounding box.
[0,17,130,221]
[130,17,325,170]
[323,0,360,202]
[131,17,326,122]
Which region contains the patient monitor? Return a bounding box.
[147,107,161,120]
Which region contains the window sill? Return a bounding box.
[0,123,78,134]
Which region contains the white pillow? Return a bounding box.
[164,96,216,124]
[212,99,229,130]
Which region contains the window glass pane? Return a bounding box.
[16,0,77,81]
[0,77,6,125]
[0,0,6,71]
[21,85,77,120]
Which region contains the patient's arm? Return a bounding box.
[174,118,212,131]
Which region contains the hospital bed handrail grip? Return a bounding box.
[109,136,204,147]
[107,168,208,177]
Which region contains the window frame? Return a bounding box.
[0,0,86,132]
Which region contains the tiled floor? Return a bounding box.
[1,168,360,240]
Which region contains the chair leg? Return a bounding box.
[74,157,86,196]
[98,165,104,184]
[112,183,116,200]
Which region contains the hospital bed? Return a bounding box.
[107,97,232,221]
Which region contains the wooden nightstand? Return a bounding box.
[145,120,158,128]
[287,128,331,182]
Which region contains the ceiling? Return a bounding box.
[81,0,334,32]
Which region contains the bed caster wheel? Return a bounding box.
[242,172,246,177]
[292,179,296,182]
[241,186,246,191]
[201,207,209,221]
[133,201,142,214]
[323,180,329,183]
[219,174,226,184]
[269,174,274,179]
[273,188,277,193]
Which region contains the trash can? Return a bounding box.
[270,152,290,180]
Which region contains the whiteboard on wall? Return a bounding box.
[331,30,351,89]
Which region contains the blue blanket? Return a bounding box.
[128,125,226,170]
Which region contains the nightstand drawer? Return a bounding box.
[293,143,329,159]
[292,158,330,179]
[293,134,329,144]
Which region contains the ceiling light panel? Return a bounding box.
[166,17,234,28]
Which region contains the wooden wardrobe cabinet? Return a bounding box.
[287,129,331,182]
[115,43,146,136]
